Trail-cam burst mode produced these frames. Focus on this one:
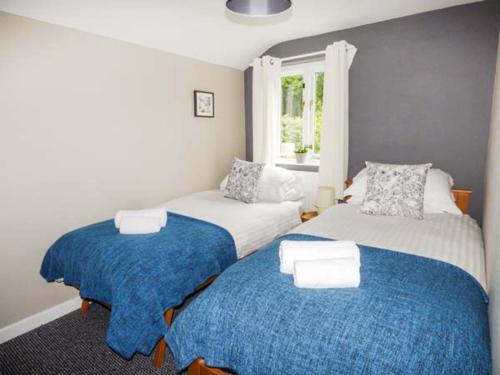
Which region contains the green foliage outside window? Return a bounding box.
[281,114,303,147]
[281,75,304,117]
[314,72,324,153]
[281,72,324,153]
[281,75,303,147]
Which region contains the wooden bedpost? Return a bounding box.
[80,299,90,315]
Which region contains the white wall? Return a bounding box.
[484,33,500,375]
[0,12,245,328]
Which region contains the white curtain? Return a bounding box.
[252,55,282,164]
[318,41,357,198]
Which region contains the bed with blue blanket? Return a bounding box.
[40,190,303,361]
[166,204,490,375]
[41,212,236,359]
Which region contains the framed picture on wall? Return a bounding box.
[194,90,215,118]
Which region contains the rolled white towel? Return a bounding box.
[114,208,167,229]
[279,240,360,274]
[119,216,162,235]
[293,258,360,289]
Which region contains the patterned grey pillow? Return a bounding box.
[224,158,265,203]
[360,162,432,220]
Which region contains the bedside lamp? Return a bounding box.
[314,186,336,214]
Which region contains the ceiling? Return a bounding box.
[0,0,481,70]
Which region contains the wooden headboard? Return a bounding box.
[344,180,472,215]
[450,189,472,215]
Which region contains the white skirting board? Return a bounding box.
[0,296,82,344]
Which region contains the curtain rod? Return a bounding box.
[281,50,325,62]
[249,50,325,67]
[250,43,356,66]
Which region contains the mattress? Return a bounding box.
[291,203,486,290]
[161,190,303,259]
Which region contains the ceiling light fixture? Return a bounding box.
[225,0,292,17]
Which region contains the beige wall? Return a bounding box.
[0,12,245,328]
[485,33,500,375]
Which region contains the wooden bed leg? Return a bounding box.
[80,299,90,315]
[189,358,229,375]
[153,338,166,368]
[152,308,176,368]
[151,276,216,369]
[188,358,202,375]
[165,308,175,326]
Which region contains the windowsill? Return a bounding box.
[276,157,319,172]
[277,157,319,166]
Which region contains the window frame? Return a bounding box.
[278,61,325,166]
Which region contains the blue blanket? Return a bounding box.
[41,212,236,359]
[167,234,490,375]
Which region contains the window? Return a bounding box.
[279,63,324,164]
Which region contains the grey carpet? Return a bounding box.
[0,303,181,375]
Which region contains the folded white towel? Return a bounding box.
[114,208,167,229]
[279,240,360,274]
[293,257,360,289]
[119,216,162,235]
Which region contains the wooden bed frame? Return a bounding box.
[188,359,231,375]
[78,274,218,368]
[186,184,473,375]
[449,188,472,215]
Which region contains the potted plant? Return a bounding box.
[294,145,309,164]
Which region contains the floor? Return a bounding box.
[0,303,180,375]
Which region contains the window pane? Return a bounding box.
[314,72,324,154]
[281,75,304,155]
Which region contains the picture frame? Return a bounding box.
[194,90,215,118]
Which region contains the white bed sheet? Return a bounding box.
[160,190,303,259]
[291,203,487,290]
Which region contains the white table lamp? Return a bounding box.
[314,186,336,214]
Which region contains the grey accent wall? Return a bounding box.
[246,1,500,220]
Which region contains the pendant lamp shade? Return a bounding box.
[226,0,292,17]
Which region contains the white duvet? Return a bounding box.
[161,190,303,259]
[291,203,487,290]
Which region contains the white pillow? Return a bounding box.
[343,169,367,205]
[345,167,462,215]
[220,165,303,203]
